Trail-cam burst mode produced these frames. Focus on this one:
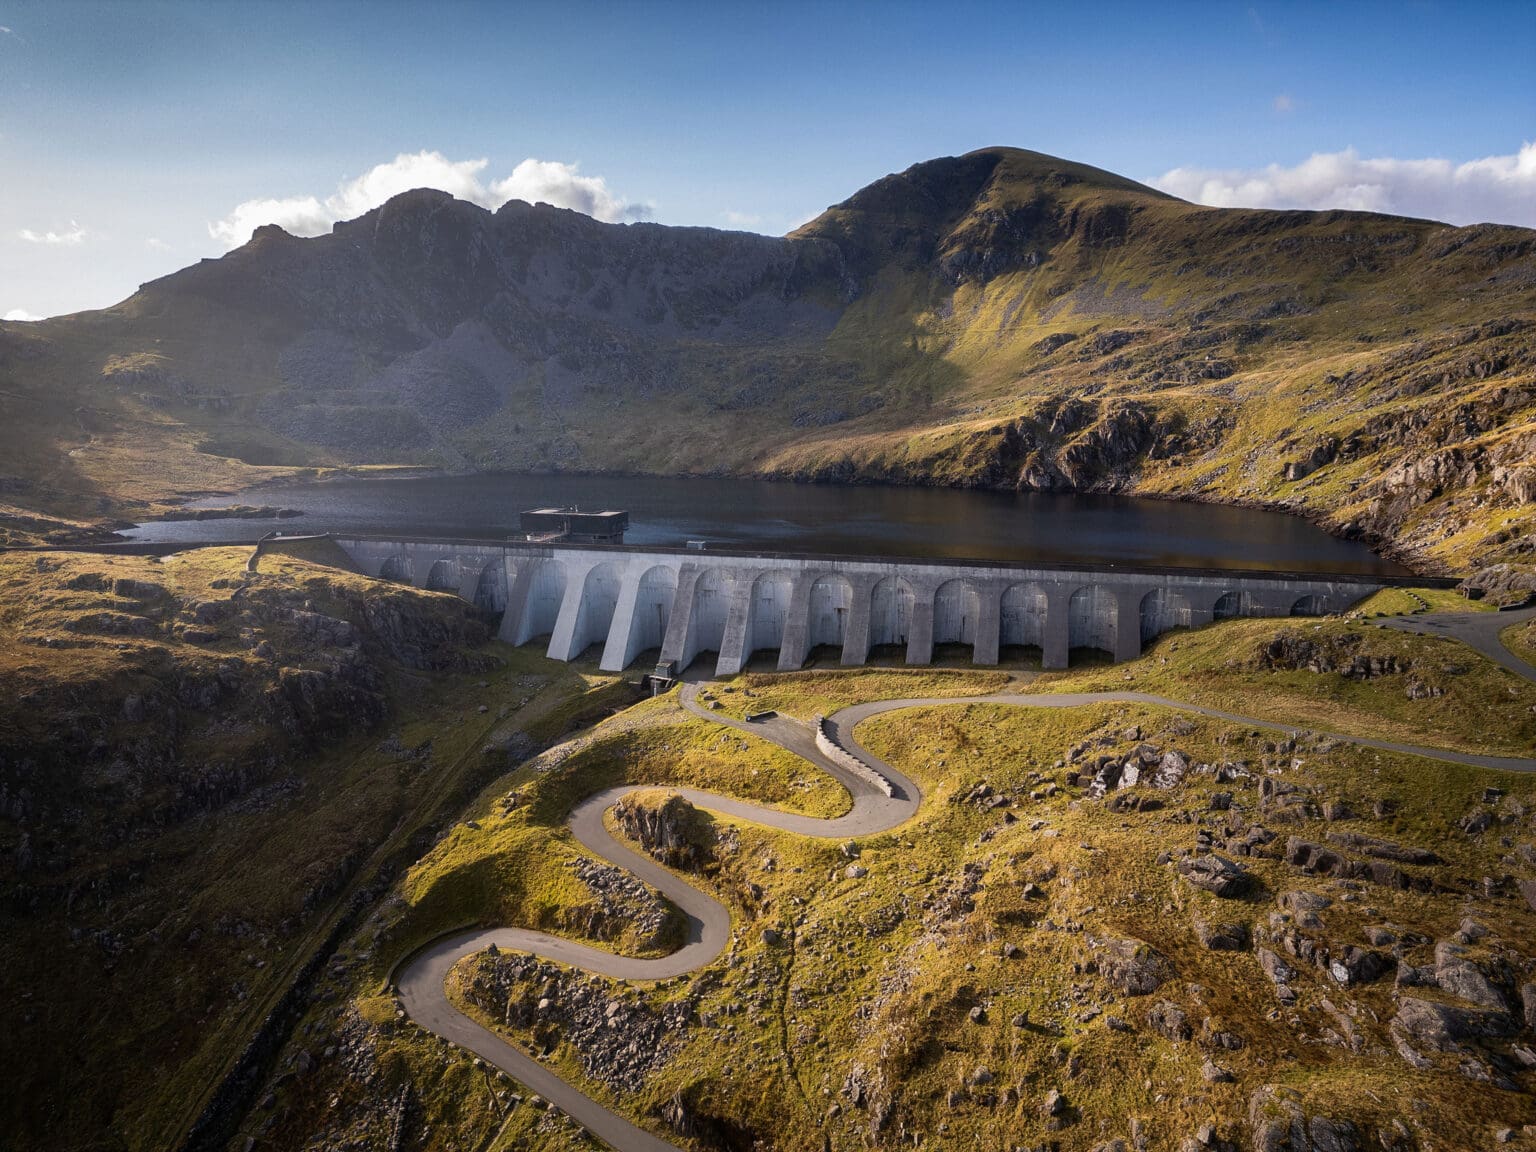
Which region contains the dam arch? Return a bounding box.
[1213,590,1252,620]
[473,561,507,613]
[933,578,981,659]
[519,559,567,644]
[681,568,732,670]
[869,576,915,654]
[1140,588,1193,643]
[633,566,677,656]
[808,574,854,653]
[1068,585,1117,660]
[425,558,459,592]
[601,564,677,671]
[1000,582,1048,654]
[750,571,794,658]
[572,562,624,659]
[379,555,411,584]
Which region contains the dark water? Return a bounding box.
[125,472,1410,576]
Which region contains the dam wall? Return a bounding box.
[332,535,1394,675]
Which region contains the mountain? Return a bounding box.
[2,147,1533,577]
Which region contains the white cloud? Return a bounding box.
[208,151,650,248]
[1154,142,1536,228]
[18,221,86,245]
[145,236,171,251]
[208,195,331,248]
[4,308,43,322]
[491,158,650,223]
[722,210,763,229]
[1272,94,1295,114]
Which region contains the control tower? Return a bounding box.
[519,507,628,545]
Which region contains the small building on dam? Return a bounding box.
[331,533,1408,675]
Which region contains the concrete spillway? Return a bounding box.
[331,535,1411,673]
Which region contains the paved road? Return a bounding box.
[395,681,1536,1150]
[395,685,919,1149]
[1376,604,1536,685]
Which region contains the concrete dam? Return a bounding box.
[331,535,1407,674]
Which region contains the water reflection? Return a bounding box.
[124,472,1410,576]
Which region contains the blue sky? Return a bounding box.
[3,0,1533,318]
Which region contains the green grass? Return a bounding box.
[8,544,1534,1152]
[415,686,1536,1151]
[0,547,607,1152]
[380,693,855,979]
[712,665,1014,722]
[1504,618,1536,668]
[1354,586,1495,616]
[1039,613,1536,758]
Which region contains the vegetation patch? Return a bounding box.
[718,665,1013,722]
[1041,612,1536,758]
[0,547,601,1152]
[1504,618,1536,670]
[402,688,1536,1151]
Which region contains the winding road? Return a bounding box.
[396,664,1536,1150]
[1377,603,1536,685]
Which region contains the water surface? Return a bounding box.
[125,472,1409,576]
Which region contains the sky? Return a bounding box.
[2,0,1533,320]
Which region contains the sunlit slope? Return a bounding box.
[1,147,1532,573]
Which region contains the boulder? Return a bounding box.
[1248,1086,1360,1152]
[1256,948,1297,986]
[1086,758,1124,798]
[1152,750,1189,788]
[112,577,167,600]
[1147,999,1191,1042]
[1392,996,1514,1050]
[1330,946,1394,986]
[614,792,715,869]
[1179,854,1250,897]
[1518,879,1536,913]
[1434,942,1509,1010]
[1095,936,1174,995]
[1325,831,1439,865]
[1196,920,1250,951]
[1278,889,1331,914]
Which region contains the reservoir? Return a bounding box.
[124,472,1411,577]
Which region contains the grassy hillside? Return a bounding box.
[0,547,619,1151]
[237,604,1536,1152]
[0,148,1531,578]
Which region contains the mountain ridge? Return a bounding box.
[1,146,1533,580]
